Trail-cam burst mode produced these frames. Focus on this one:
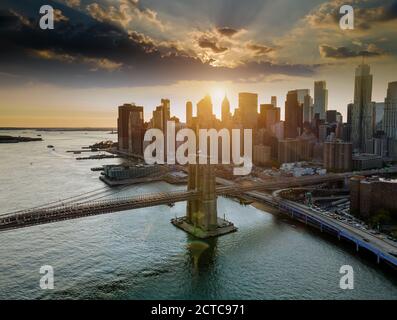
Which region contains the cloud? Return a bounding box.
[86,0,166,31]
[305,0,397,31]
[216,27,239,37]
[54,9,69,22]
[246,43,274,56]
[32,49,122,71]
[0,7,320,88]
[198,37,228,53]
[63,0,81,8]
[319,44,384,59]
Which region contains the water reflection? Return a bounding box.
[187,237,218,272]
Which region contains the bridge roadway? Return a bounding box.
[0,190,199,232]
[1,166,396,232]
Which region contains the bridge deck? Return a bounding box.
[1,167,396,232]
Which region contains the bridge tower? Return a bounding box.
[187,160,218,231]
[172,124,237,238]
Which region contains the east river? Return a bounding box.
[0,130,396,299]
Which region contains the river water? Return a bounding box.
[0,130,396,299]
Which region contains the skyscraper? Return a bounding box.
[118,103,141,151]
[161,98,170,133]
[326,110,337,124]
[383,82,397,139]
[259,104,278,130]
[221,95,232,126]
[271,96,277,108]
[303,93,313,123]
[351,64,373,152]
[238,92,258,129]
[374,102,385,132]
[347,103,353,125]
[314,81,328,120]
[186,101,193,126]
[285,90,301,138]
[296,89,310,105]
[128,105,144,156]
[197,95,214,128]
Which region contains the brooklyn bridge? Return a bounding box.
[0,165,389,234]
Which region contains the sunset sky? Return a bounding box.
[1,0,397,127]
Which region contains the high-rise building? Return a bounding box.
[278,138,314,164]
[323,141,352,172]
[258,104,278,130]
[197,95,214,128]
[253,145,271,166]
[161,98,170,131]
[186,101,193,126]
[351,64,373,152]
[314,81,328,120]
[271,121,284,140]
[374,102,384,132]
[151,106,163,129]
[296,89,310,105]
[303,94,313,123]
[221,95,232,126]
[278,139,299,164]
[383,82,397,139]
[128,106,145,156]
[118,103,142,151]
[271,96,277,108]
[326,110,337,124]
[285,90,301,138]
[336,112,343,124]
[318,124,329,142]
[238,92,258,129]
[347,103,353,125]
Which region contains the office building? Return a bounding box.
[285,90,301,138]
[271,96,277,108]
[314,81,328,120]
[128,105,145,156]
[118,103,143,151]
[221,95,232,127]
[238,92,258,129]
[186,101,193,126]
[351,64,374,152]
[383,82,397,139]
[326,110,337,124]
[259,104,278,130]
[303,94,313,123]
[197,95,215,128]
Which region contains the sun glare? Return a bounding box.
[210,87,226,108]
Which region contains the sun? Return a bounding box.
[210,87,226,107]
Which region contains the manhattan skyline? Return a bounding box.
[1,0,397,127]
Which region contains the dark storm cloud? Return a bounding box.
[0,5,319,87]
[319,45,383,59]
